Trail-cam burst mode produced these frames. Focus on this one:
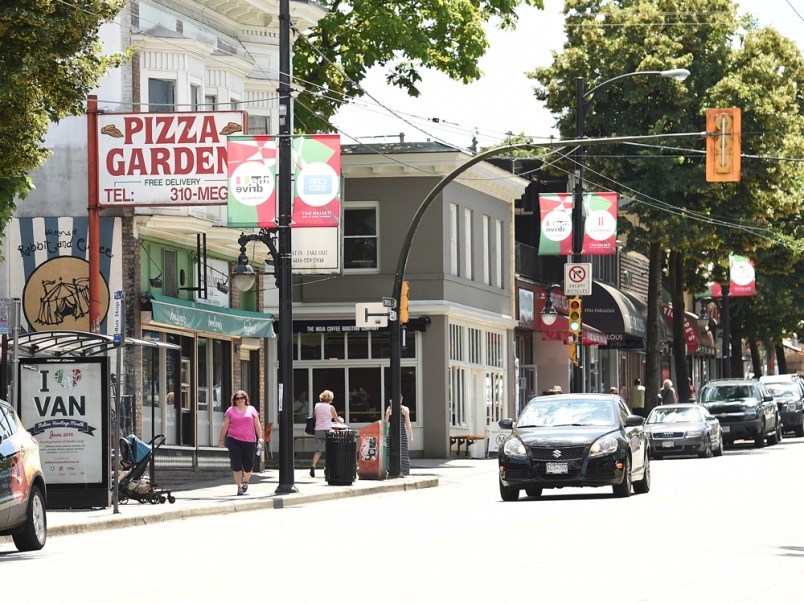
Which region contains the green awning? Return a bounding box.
[150,294,274,338]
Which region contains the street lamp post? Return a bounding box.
[572,68,690,393]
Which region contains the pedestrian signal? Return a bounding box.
[568,296,582,336]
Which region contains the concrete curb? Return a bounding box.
[48,477,438,537]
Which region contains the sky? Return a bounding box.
[332,0,804,151]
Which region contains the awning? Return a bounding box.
[150,294,275,338]
[541,316,608,346]
[584,282,647,349]
[9,330,181,357]
[660,307,699,354]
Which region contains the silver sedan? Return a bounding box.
[645,404,724,459]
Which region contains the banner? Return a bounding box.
[538,193,573,255]
[581,192,618,255]
[729,254,756,296]
[227,134,341,229]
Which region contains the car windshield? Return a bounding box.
[765,383,797,398]
[700,385,755,403]
[647,407,701,424]
[517,398,615,428]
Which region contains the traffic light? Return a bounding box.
[706,107,741,182]
[568,296,582,336]
[399,280,409,324]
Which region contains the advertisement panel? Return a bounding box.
[97,111,246,207]
[581,192,618,255]
[729,254,756,297]
[538,193,573,255]
[291,134,341,227]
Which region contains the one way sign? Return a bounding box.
[564,262,592,296]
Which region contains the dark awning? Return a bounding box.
[584,282,647,349]
[150,294,274,338]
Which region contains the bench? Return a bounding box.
[450,434,486,457]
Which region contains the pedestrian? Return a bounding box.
[609,387,618,394]
[310,390,344,477]
[217,390,263,496]
[385,396,414,476]
[629,378,646,417]
[548,385,563,395]
[659,379,678,405]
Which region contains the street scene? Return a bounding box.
[1,0,803,599]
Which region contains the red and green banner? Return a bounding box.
[538,192,618,255]
[729,254,756,296]
[538,193,573,255]
[227,134,341,228]
[226,135,278,227]
[581,192,618,255]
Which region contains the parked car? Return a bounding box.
[698,379,780,448]
[0,399,47,551]
[497,393,650,501]
[645,403,724,459]
[760,375,804,437]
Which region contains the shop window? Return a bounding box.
[450,366,466,427]
[293,368,310,424]
[349,331,369,359]
[300,332,321,360]
[383,366,417,423]
[348,367,382,423]
[324,331,345,360]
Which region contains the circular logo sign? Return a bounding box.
[297,162,339,208]
[585,210,617,241]
[731,260,755,286]
[542,210,572,242]
[23,256,110,332]
[230,161,274,207]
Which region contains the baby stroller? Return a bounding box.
[117,434,176,505]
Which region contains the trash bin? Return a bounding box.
[325,429,357,485]
[358,421,386,480]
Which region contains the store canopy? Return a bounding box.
[9,330,181,357]
[583,281,648,349]
[541,316,608,346]
[150,294,274,338]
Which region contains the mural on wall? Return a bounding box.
[10,217,122,333]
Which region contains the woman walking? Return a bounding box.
[385,397,413,476]
[310,390,344,477]
[217,390,262,495]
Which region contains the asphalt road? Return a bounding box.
[4,438,804,602]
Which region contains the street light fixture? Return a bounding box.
[541,284,561,326]
[572,66,690,393]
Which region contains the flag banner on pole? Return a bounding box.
[702,282,724,298]
[581,192,618,255]
[729,254,756,296]
[538,193,573,255]
[292,135,341,227]
[226,135,278,227]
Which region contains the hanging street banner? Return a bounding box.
[97,111,246,207]
[729,254,756,296]
[538,193,573,255]
[538,192,618,255]
[227,134,341,229]
[581,192,618,255]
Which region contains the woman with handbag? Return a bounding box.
[309,389,343,477]
[217,390,263,495]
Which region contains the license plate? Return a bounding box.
[661,441,675,448]
[546,462,568,474]
[721,426,730,433]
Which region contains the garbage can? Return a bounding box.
[325,429,357,485]
[358,421,386,480]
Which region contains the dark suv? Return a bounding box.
[698,379,780,448]
[760,375,804,437]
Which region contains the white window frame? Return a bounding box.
[494,219,503,289]
[344,201,380,273]
[482,215,490,285]
[449,203,458,276]
[463,208,473,280]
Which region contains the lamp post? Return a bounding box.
[572,68,690,393]
[230,0,296,494]
[540,284,561,327]
[698,290,730,380]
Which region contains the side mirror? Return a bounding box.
[625,415,644,427]
[498,418,514,430]
[764,395,774,402]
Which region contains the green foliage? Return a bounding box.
[0,0,126,233]
[292,0,543,132]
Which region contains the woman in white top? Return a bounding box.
[310,389,344,477]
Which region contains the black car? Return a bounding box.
[760,375,804,437]
[497,394,650,501]
[645,403,724,459]
[698,379,780,448]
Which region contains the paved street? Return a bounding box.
[4,442,804,602]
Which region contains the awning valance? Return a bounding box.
[150,294,274,338]
[584,282,647,349]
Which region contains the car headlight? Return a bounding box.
[744,408,759,419]
[503,437,527,458]
[588,436,618,458]
[784,403,798,412]
[685,430,703,438]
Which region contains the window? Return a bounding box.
[450,366,467,427]
[495,219,503,288]
[149,79,175,112]
[205,95,217,110]
[450,324,464,361]
[249,115,270,135]
[344,204,378,270]
[482,215,490,285]
[191,85,201,111]
[468,328,482,364]
[485,372,504,426]
[449,203,458,276]
[463,208,473,279]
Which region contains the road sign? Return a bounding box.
[564,262,592,296]
[355,302,388,328]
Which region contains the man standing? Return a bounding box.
[629,378,646,417]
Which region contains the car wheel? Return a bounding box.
[768,424,779,446]
[698,436,713,458]
[499,479,519,502]
[525,486,543,498]
[633,453,651,494]
[754,422,766,448]
[612,455,632,498]
[714,435,724,457]
[12,485,47,552]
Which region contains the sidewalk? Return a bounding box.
[45,458,486,537]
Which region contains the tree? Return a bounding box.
[292,0,543,132]
[527,0,804,397]
[0,0,126,237]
